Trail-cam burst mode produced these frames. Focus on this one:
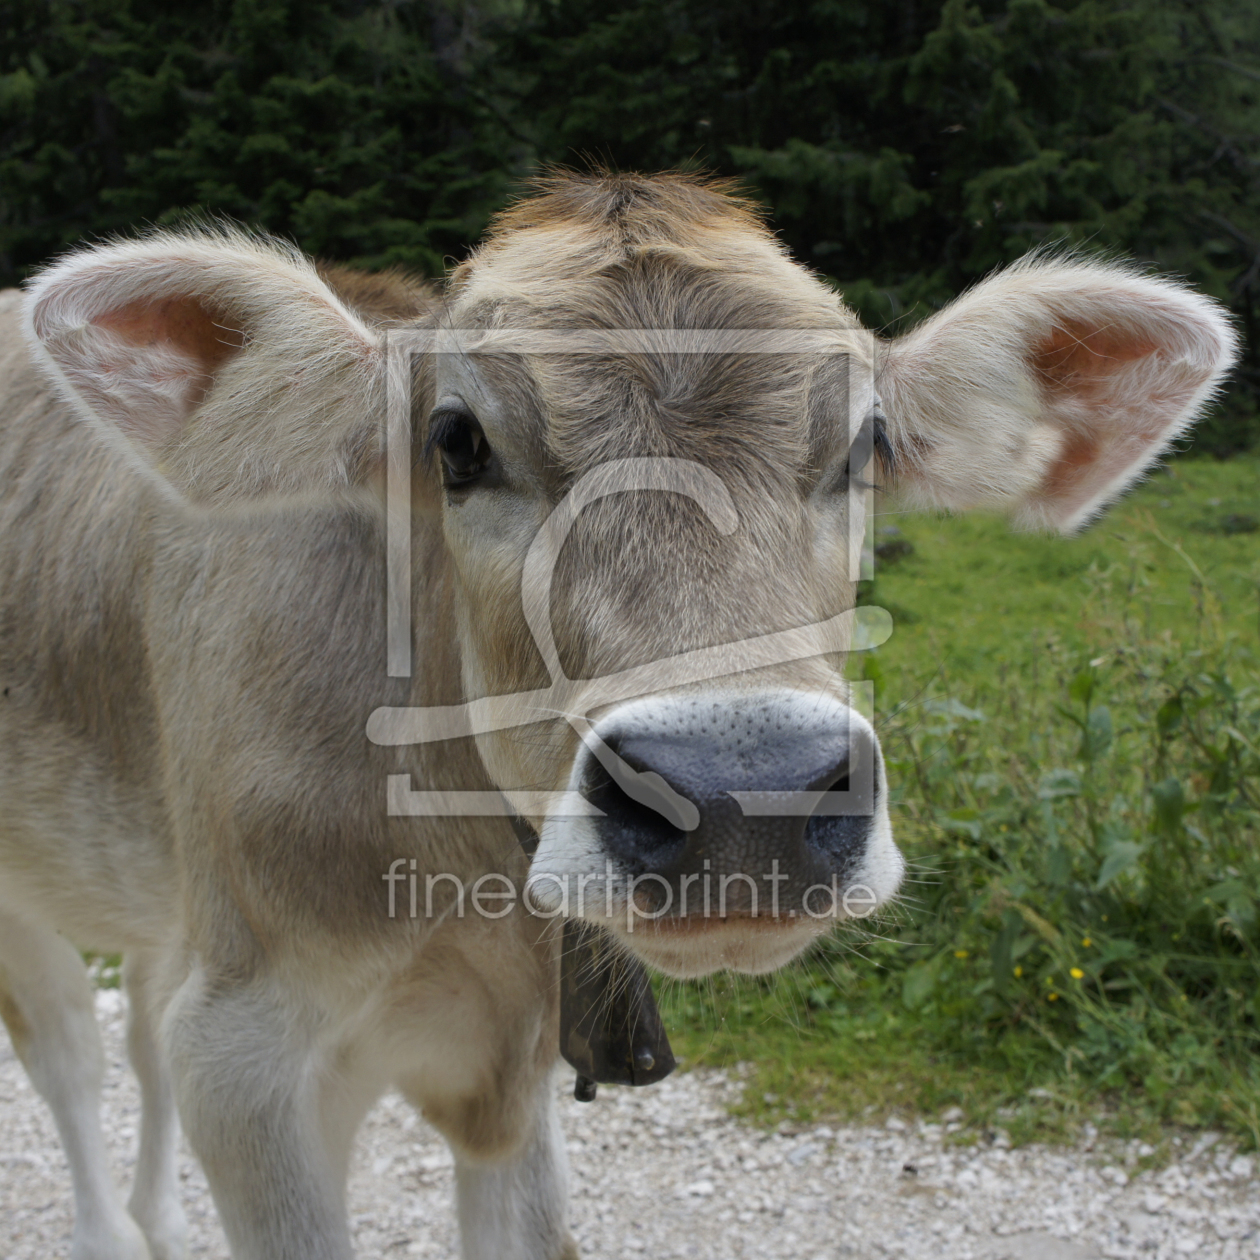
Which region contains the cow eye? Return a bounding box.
[427,407,492,487]
[840,408,893,492]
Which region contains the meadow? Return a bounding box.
[661,454,1260,1149]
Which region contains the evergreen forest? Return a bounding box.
[3,0,1260,450]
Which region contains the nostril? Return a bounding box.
[588,733,699,831]
[586,762,688,872]
[803,808,867,864]
[808,737,853,795]
[803,744,874,865]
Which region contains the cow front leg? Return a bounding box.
[452,1079,578,1260]
[0,907,150,1260]
[164,968,353,1260]
[122,952,188,1260]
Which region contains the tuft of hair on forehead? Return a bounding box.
[446,169,792,302]
[447,167,844,319]
[484,168,766,245]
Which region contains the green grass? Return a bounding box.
[659,455,1260,1148]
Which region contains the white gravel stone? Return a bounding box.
[1,991,1259,1259]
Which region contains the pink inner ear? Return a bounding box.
[1030,317,1198,524]
[94,296,246,403]
[1039,430,1101,500]
[1032,319,1158,397]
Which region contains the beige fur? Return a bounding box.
[0,172,1237,1260]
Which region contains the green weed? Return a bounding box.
[661,457,1260,1146]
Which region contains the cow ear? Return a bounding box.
[24,230,383,499]
[876,257,1240,533]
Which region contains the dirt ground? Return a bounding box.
[1,989,1257,1260]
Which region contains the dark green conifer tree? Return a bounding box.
[3,0,1258,447]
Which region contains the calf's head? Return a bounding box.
[24,174,1237,979]
[423,175,1237,976]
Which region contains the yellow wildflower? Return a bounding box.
[1014,966,1023,978]
[1081,938,1092,947]
[954,950,969,959]
[1070,968,1084,980]
[1047,992,1059,1001]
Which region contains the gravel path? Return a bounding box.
[2,990,1257,1260]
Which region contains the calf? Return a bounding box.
[0,172,1235,1259]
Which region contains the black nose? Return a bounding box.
[584,723,875,899]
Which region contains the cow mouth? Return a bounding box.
[594,910,836,978]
